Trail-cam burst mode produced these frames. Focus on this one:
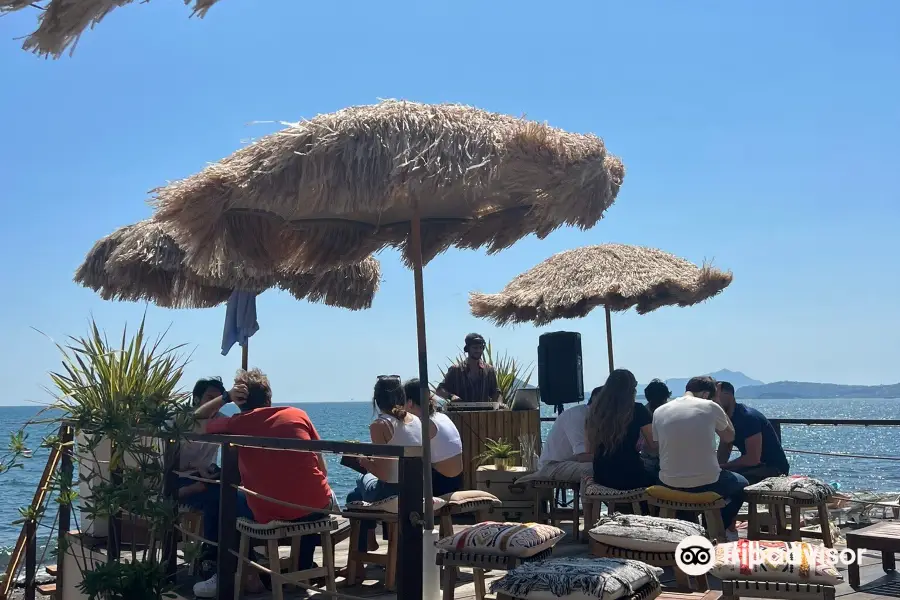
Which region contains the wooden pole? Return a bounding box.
[23,519,35,600]
[397,455,424,600]
[409,208,434,531]
[605,305,614,373]
[241,342,248,371]
[216,443,240,600]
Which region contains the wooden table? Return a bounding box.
[845,521,900,587]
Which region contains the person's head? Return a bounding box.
[234,369,273,412]
[685,376,718,400]
[464,333,486,361]
[586,369,638,455]
[644,379,671,412]
[716,381,736,412]
[403,377,435,416]
[192,377,226,407]
[373,375,407,420]
[588,386,604,405]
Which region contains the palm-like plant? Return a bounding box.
[475,438,520,469]
[41,315,192,600]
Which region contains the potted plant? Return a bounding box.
[41,316,192,600]
[476,438,520,470]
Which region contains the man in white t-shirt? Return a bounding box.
[652,376,748,533]
[538,386,601,468]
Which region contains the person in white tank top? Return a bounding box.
[346,376,422,559]
[403,378,464,496]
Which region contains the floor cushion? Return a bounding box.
[710,540,842,585]
[435,521,565,558]
[589,513,705,552]
[438,490,502,512]
[489,556,663,600]
[744,476,836,502]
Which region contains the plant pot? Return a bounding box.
[494,457,510,470]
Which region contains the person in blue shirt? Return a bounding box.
[715,381,790,484]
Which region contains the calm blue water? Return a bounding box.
[0,398,897,566]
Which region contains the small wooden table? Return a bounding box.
[845,521,900,587]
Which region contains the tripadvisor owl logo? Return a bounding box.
[675,536,715,576]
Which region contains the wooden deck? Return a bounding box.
[168,520,900,600]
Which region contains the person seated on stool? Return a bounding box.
[403,378,464,496]
[434,333,501,405]
[177,377,226,506]
[715,381,789,484]
[638,379,671,476]
[587,371,656,508]
[537,386,598,469]
[652,376,747,540]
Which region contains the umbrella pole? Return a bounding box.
[409,208,440,600]
[241,341,249,371]
[605,305,614,373]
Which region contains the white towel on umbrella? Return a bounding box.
[221,290,259,356]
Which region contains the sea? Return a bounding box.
[0,398,897,570]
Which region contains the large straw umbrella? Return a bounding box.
[469,243,733,372]
[1,0,221,58]
[75,219,381,367]
[148,99,626,597]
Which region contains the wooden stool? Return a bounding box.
[176,505,203,575]
[645,486,727,542]
[233,517,338,600]
[530,479,582,540]
[721,580,835,600]
[437,548,553,600]
[592,541,708,592]
[743,490,834,548]
[346,514,398,591]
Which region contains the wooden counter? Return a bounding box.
[446,409,542,490]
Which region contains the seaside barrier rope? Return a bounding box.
[783,448,900,461]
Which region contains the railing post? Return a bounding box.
[56,424,74,597]
[162,438,180,582]
[397,453,424,600]
[216,443,239,600]
[771,420,782,442]
[24,519,36,600]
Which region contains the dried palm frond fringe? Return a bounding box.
[0,0,221,58]
[469,244,733,326]
[150,99,626,276]
[74,220,381,311]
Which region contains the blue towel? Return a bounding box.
[221,290,259,356]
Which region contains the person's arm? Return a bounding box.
[488,368,501,403]
[717,440,734,465]
[724,433,762,469]
[636,404,657,453]
[563,417,591,462]
[357,420,394,480]
[195,384,247,420]
[713,405,735,444]
[640,425,657,453]
[435,366,460,401]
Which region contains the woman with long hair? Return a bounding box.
[586,369,656,490]
[346,375,422,555]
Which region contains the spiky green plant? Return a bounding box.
[475,438,520,465]
[40,315,192,600]
[435,339,534,403]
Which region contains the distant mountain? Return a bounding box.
[638,369,763,397]
[738,381,900,399]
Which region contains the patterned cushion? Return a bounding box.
[744,476,836,502]
[438,490,502,512]
[346,496,447,514]
[589,514,705,553]
[645,486,723,505]
[710,541,842,585]
[582,477,646,499]
[235,517,338,539]
[517,461,594,485]
[435,521,565,558]
[489,557,664,600]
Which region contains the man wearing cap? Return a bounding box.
[435,333,501,404]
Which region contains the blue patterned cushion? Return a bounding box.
[490,557,663,600]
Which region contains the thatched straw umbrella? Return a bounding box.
[148,100,625,589]
[1,0,221,58]
[469,244,733,372]
[75,219,381,367]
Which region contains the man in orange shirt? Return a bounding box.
[192,369,335,599]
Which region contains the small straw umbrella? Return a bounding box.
[469,243,733,373]
[147,99,626,597]
[0,0,221,58]
[74,219,381,368]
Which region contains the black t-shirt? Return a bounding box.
[731,403,790,474]
[592,403,654,490]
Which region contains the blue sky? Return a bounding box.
[1,0,898,407]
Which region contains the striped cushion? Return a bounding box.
[235,517,338,539]
[346,496,447,514]
[744,477,836,502]
[437,490,502,513]
[517,461,594,485]
[436,522,565,558]
[489,557,663,600]
[589,514,705,553]
[582,478,646,500]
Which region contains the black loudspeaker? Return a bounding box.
[537,331,584,406]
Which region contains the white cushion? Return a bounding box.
[744,476,836,502]
[517,461,594,485]
[589,514,704,553]
[435,521,565,558]
[710,541,842,585]
[346,496,446,514]
[489,557,663,600]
